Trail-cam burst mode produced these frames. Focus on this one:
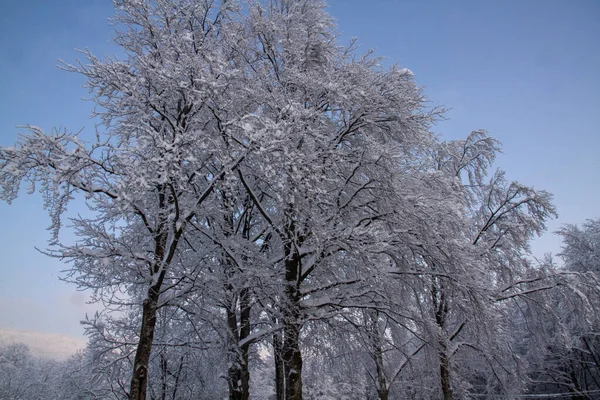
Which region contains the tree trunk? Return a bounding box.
[368,312,389,400]
[226,304,243,400]
[227,288,251,400]
[160,350,167,400]
[439,343,453,400]
[282,313,303,400]
[273,328,285,400]
[129,193,171,400]
[223,194,252,400]
[129,286,161,400]
[282,233,303,400]
[239,288,251,400]
[432,276,452,400]
[377,388,389,400]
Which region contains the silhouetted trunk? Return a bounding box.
[227,288,252,400]
[282,307,302,400]
[273,327,285,400]
[377,388,389,400]
[432,275,452,400]
[129,186,180,400]
[239,288,251,399]
[226,306,242,400]
[282,224,303,400]
[160,351,168,400]
[129,285,161,400]
[439,342,452,400]
[224,194,252,400]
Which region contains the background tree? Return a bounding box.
[521,220,600,399]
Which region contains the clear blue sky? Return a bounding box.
[0,0,598,337]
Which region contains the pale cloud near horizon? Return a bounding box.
[0,326,87,360]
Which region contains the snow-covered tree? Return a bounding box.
[1,1,573,399]
[0,344,56,400]
[523,219,600,398]
[230,0,441,397]
[0,1,252,398]
[558,219,600,274]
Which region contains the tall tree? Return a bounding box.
[233,1,439,398]
[0,1,251,398]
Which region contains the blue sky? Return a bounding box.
[0,0,598,338]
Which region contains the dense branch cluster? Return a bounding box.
[1,1,598,399]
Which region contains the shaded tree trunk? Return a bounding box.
[129,285,161,400]
[227,288,252,400]
[439,342,453,400]
[282,307,303,400]
[130,186,179,400]
[368,312,389,400]
[160,350,168,400]
[432,276,453,400]
[239,288,251,400]
[282,225,304,400]
[273,327,285,400]
[224,194,252,400]
[377,388,389,400]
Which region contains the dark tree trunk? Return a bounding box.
[377,388,389,400]
[160,350,168,400]
[129,286,161,400]
[129,185,176,400]
[224,195,252,400]
[273,327,285,400]
[282,240,303,400]
[240,289,250,400]
[227,288,252,400]
[282,311,303,400]
[238,288,251,400]
[226,304,242,400]
[439,343,453,400]
[432,276,453,400]
[238,198,253,400]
